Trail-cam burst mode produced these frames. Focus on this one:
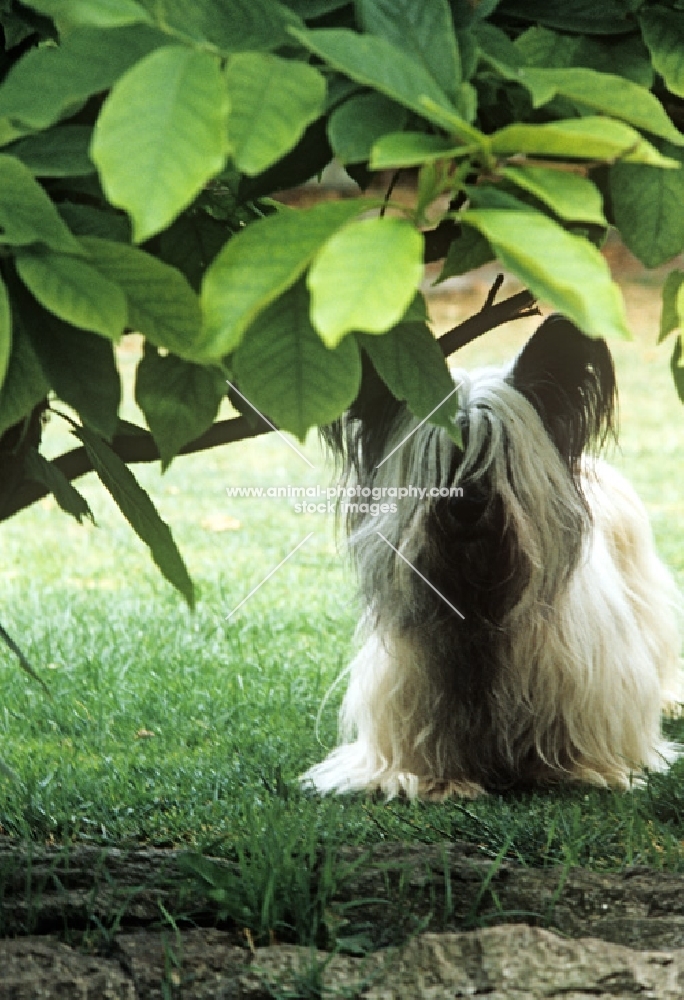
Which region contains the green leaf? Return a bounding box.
[78,236,202,357]
[19,289,121,440]
[402,292,429,324]
[515,26,653,87]
[437,227,494,282]
[497,0,641,35]
[134,345,226,469]
[91,46,229,242]
[58,204,131,243]
[74,423,195,607]
[359,322,461,439]
[225,53,325,176]
[307,217,424,347]
[200,199,372,360]
[7,126,95,177]
[370,131,472,169]
[640,6,684,99]
[158,212,230,291]
[22,0,152,28]
[290,27,476,138]
[0,25,165,131]
[0,324,48,438]
[0,274,10,393]
[0,155,84,253]
[490,117,679,168]
[328,93,407,165]
[610,159,684,268]
[475,21,525,74]
[659,269,684,343]
[137,0,302,54]
[461,208,630,339]
[518,67,684,146]
[16,249,128,341]
[233,281,361,440]
[501,166,606,224]
[356,0,461,100]
[671,335,684,404]
[24,447,93,524]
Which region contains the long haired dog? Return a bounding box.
[302,316,683,799]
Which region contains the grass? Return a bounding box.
[2,271,684,948]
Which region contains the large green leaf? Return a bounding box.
[461,208,630,339]
[437,227,494,281]
[19,290,121,440]
[233,281,361,441]
[307,216,424,347]
[475,21,525,75]
[659,269,684,343]
[158,212,230,291]
[640,6,684,99]
[518,67,684,146]
[356,0,461,101]
[370,131,472,169]
[515,26,653,87]
[0,25,165,130]
[16,249,128,341]
[490,118,678,168]
[58,204,131,243]
[91,46,229,242]
[136,0,302,53]
[225,53,325,176]
[290,27,478,139]
[0,323,48,438]
[498,0,642,35]
[501,165,606,224]
[610,158,684,268]
[22,0,152,28]
[0,274,10,393]
[75,424,195,607]
[328,93,407,164]
[359,322,461,440]
[199,199,372,360]
[671,335,684,404]
[0,155,84,253]
[78,236,202,357]
[7,126,95,178]
[134,345,226,469]
[23,447,94,525]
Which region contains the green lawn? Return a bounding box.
[2,278,684,945]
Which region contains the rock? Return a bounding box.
[3,925,684,998]
[0,936,134,999]
[116,928,251,1000]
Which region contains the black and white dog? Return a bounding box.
[302,316,683,799]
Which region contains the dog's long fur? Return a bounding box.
[302,316,683,799]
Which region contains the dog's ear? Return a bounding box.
[509,315,616,464]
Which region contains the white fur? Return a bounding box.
[302,362,683,800]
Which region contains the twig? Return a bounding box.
[380,170,401,218]
[438,277,539,359]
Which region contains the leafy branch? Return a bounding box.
[4,279,537,523]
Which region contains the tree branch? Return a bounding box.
[423,220,461,263]
[5,279,538,522]
[438,279,539,358]
[5,414,272,520]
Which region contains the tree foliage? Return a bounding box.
[1,0,684,603]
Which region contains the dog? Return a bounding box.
[301,315,683,800]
